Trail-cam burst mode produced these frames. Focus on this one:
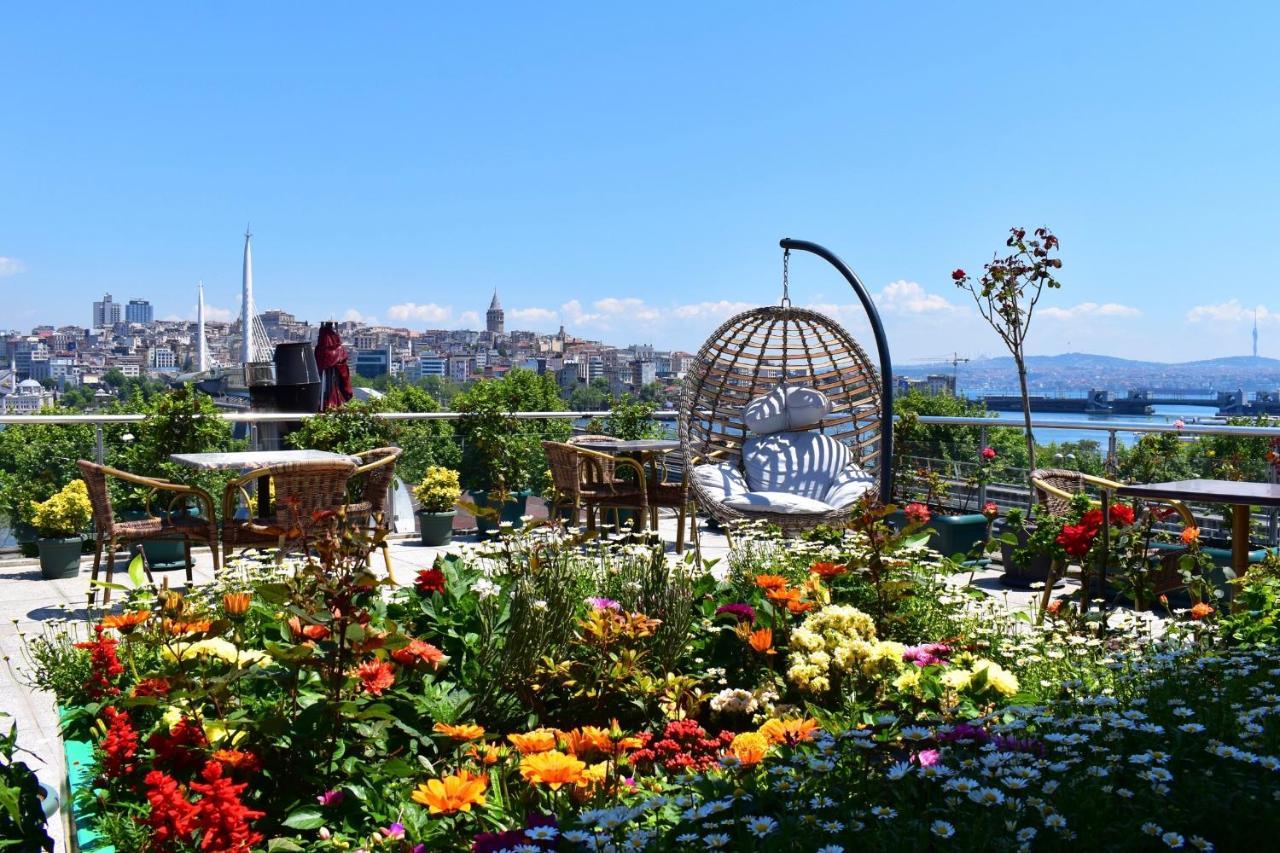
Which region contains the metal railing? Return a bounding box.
[4,409,1279,544]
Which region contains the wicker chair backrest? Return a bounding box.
[264,460,358,525]
[76,460,118,535]
[1031,468,1088,516]
[354,447,402,515]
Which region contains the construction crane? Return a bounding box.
[913,352,970,381]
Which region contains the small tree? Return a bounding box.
[953,227,1062,484]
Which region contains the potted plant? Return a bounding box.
[891,466,989,558]
[997,506,1063,589]
[414,466,461,546]
[29,480,92,579]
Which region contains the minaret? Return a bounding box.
[196,280,210,372]
[240,228,255,365]
[1253,309,1259,358]
[486,289,504,336]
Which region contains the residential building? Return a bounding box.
[93,294,122,328]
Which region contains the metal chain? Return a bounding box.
[781,248,791,307]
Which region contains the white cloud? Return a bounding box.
[387,302,453,323]
[875,280,958,314]
[342,308,366,323]
[202,304,233,322]
[1186,300,1277,324]
[457,310,481,327]
[1040,302,1141,320]
[672,300,755,320]
[0,257,25,277]
[508,306,558,323]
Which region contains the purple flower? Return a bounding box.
[938,723,990,745]
[714,603,756,624]
[381,823,406,839]
[586,596,621,611]
[316,789,345,807]
[902,643,952,667]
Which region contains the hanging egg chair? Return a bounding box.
[678,239,894,534]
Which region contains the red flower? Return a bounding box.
[75,625,124,700]
[391,639,447,670]
[1109,503,1135,527]
[132,677,171,698]
[286,616,331,642]
[99,706,138,780]
[952,268,967,281]
[143,769,198,849]
[190,760,265,853]
[148,718,209,776]
[415,568,447,595]
[904,502,931,525]
[982,502,999,520]
[1056,523,1097,559]
[1080,508,1104,531]
[980,446,997,460]
[627,720,735,774]
[355,659,396,695]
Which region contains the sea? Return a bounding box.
[979,404,1224,449]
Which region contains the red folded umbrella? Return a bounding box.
[315,322,353,411]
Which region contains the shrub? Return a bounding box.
[415,467,461,513]
[29,480,92,538]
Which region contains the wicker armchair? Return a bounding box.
[345,447,402,582]
[77,460,219,605]
[544,441,649,532]
[648,474,698,553]
[1030,468,1196,527]
[568,434,623,484]
[221,459,358,561]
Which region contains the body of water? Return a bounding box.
[982,404,1222,449]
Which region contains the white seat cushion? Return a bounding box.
[691,462,751,504]
[824,463,875,508]
[721,490,836,515]
[742,432,850,502]
[743,385,831,435]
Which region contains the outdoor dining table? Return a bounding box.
[169,449,361,519]
[572,439,681,528]
[1114,478,1280,577]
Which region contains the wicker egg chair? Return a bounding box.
[678,239,893,535]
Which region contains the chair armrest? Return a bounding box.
[98,464,215,520]
[1031,473,1197,528]
[573,446,649,486]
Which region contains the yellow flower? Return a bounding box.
[893,669,921,692]
[727,731,769,766]
[940,669,971,691]
[411,769,489,814]
[758,718,821,746]
[519,749,586,789]
[971,660,1019,697]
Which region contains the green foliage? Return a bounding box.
[586,394,664,441]
[0,407,101,534]
[0,718,54,851]
[414,467,461,513]
[567,377,611,411]
[452,369,570,493]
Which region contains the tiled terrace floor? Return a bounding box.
[0,513,1086,851]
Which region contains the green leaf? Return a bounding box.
[282,808,325,829]
[268,840,306,852]
[127,552,147,587]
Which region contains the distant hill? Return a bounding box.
[901,352,1280,395]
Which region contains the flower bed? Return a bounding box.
[18,507,1280,851]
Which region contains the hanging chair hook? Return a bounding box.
[781,248,792,307]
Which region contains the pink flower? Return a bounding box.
[317,789,345,807]
[981,446,997,460]
[916,749,941,767]
[982,502,999,520]
[1173,419,1185,430]
[904,503,931,525]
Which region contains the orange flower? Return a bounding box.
[758,717,821,746]
[222,592,251,617]
[434,722,486,741]
[411,769,488,814]
[558,726,612,757]
[1045,599,1064,616]
[754,574,789,591]
[519,749,586,789]
[1181,526,1200,546]
[1190,602,1215,620]
[465,743,506,765]
[809,561,847,579]
[727,731,769,766]
[101,610,150,634]
[210,749,260,772]
[764,586,801,604]
[786,599,815,615]
[747,628,775,655]
[507,729,558,754]
[391,639,447,669]
[287,616,331,641]
[354,660,395,695]
[164,619,212,636]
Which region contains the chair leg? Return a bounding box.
[183,538,194,588]
[675,504,686,554]
[103,536,117,605]
[382,540,396,584]
[586,505,596,532]
[209,530,221,574]
[88,533,104,607]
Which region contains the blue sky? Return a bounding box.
[2,2,1277,361]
